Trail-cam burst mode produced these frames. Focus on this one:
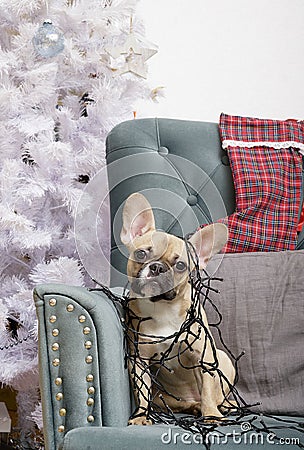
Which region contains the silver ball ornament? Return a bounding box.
[33,20,64,58]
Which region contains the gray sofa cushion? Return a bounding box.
[205,249,304,416]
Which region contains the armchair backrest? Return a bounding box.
[106,118,235,287]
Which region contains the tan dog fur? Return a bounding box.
[121,193,235,426]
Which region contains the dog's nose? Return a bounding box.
[148,262,168,276]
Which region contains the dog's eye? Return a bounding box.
[174,261,187,272]
[134,249,147,262]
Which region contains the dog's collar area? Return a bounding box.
[148,289,177,302]
[126,288,177,303]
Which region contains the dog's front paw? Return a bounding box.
[128,416,153,426]
[203,413,228,424]
[188,402,201,416]
[204,417,227,424]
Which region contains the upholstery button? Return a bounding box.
[221,154,230,166]
[187,195,197,206]
[158,146,169,155]
[187,195,198,206]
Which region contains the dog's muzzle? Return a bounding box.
[131,261,176,302]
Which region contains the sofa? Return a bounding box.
[34,118,304,450]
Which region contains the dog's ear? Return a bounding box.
[120,193,156,247]
[188,224,228,268]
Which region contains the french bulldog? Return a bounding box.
[121,193,235,425]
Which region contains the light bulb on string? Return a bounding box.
[32,20,64,58]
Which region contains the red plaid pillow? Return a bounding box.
[213,114,303,253]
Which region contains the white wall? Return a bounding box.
[137,0,304,122]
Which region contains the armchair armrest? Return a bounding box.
[34,284,131,450]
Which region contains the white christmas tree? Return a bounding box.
[0,0,159,445]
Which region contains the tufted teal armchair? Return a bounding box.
[34,118,304,450]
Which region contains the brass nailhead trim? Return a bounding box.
[66,304,74,312]
[59,408,66,417]
[83,327,91,335]
[86,374,94,382]
[58,425,65,433]
[52,329,59,337]
[56,392,63,401]
[55,377,62,386]
[87,415,95,423]
[87,386,95,395]
[52,358,60,367]
[52,343,59,351]
[84,340,92,350]
[78,315,86,323]
[85,355,93,364]
[49,298,57,306]
[49,315,57,323]
[87,398,94,406]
